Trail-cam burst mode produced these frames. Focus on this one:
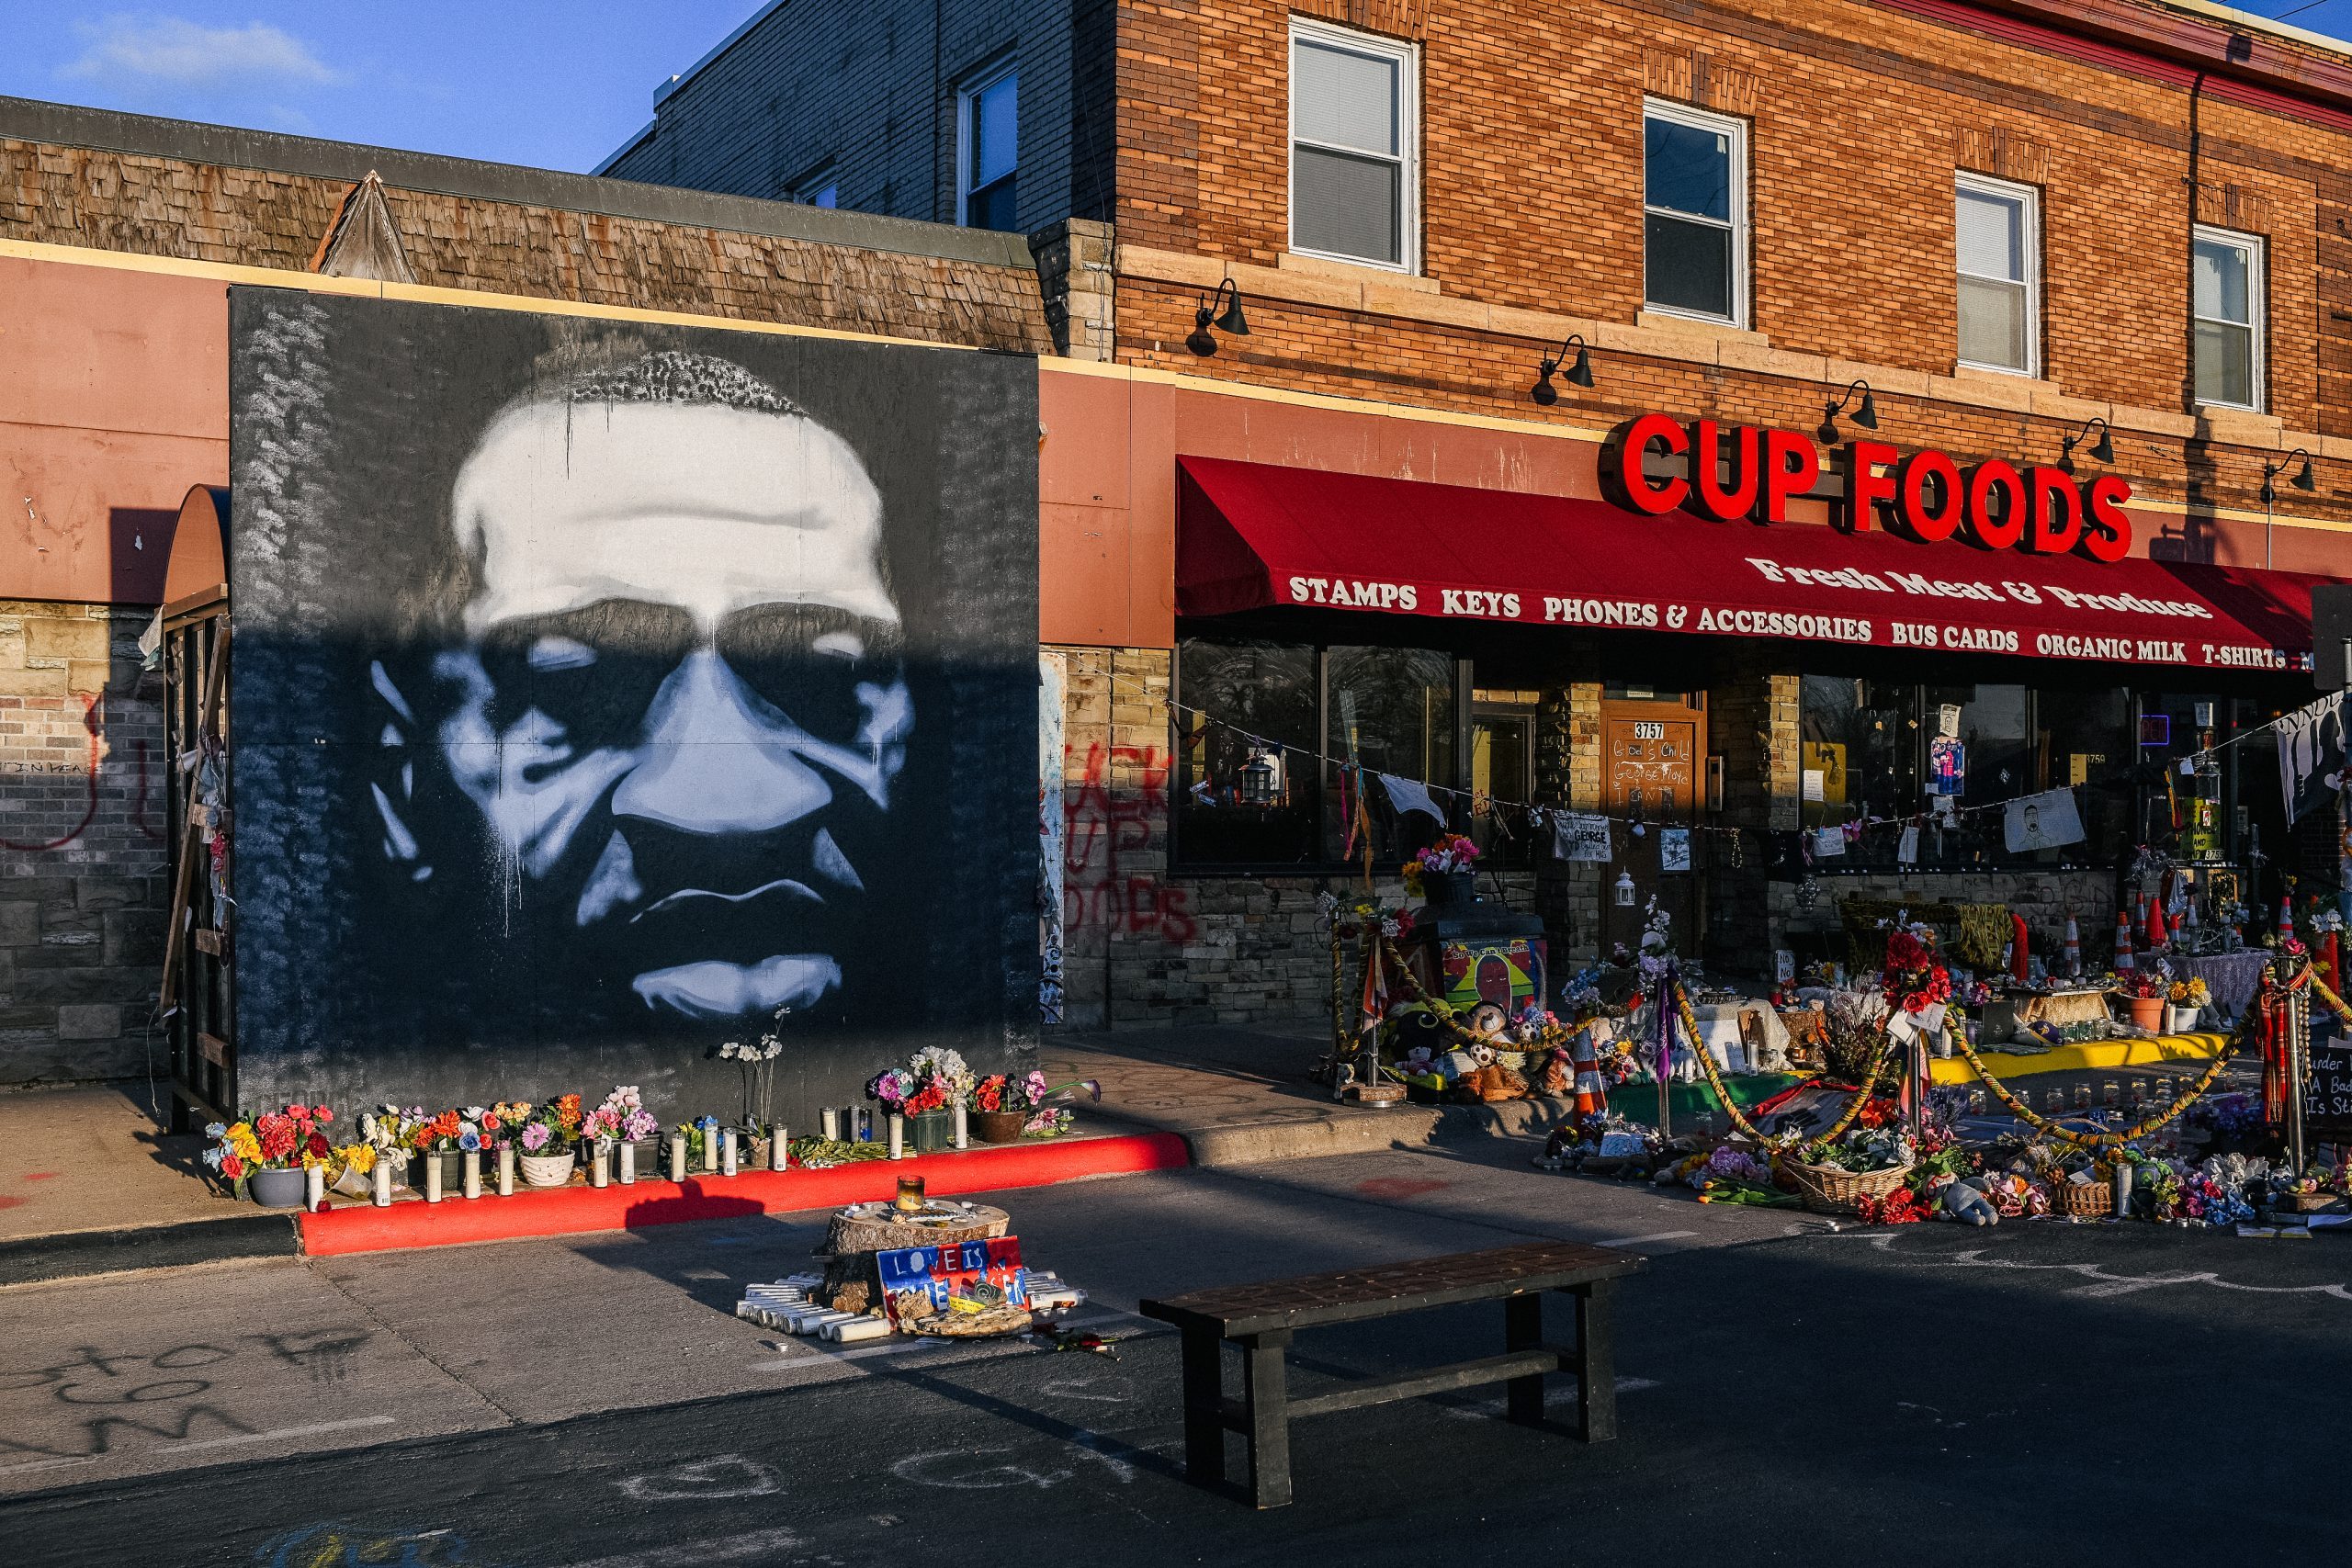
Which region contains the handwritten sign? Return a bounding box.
[2305,1023,2352,1135]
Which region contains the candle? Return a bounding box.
[589,1140,609,1188]
[371,1156,391,1208]
[771,1127,787,1170]
[668,1132,686,1182]
[721,1129,739,1177]
[424,1153,443,1204]
[820,1109,839,1141]
[702,1118,722,1174]
[497,1142,514,1197]
[953,1103,968,1150]
[305,1164,325,1212]
[462,1149,481,1200]
[618,1140,636,1185]
[888,1113,904,1160]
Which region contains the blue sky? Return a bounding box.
[2,4,2350,175]
[0,5,764,173]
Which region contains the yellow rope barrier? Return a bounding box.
[1674,980,1893,1145]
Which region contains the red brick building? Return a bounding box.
[625,0,2352,1026]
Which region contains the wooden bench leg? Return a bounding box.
[1240,1329,1294,1508]
[1574,1278,1618,1443]
[1180,1326,1225,1487]
[1503,1292,1544,1426]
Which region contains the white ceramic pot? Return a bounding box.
[2165,1004,2201,1034]
[517,1150,575,1189]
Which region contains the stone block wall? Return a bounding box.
[0,600,167,1083]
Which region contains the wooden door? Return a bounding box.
[1600,702,1703,958]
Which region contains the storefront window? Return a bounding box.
[1323,646,1456,862]
[1801,677,1919,836]
[1173,641,1319,865]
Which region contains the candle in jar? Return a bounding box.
[953,1103,968,1150]
[617,1140,636,1185]
[721,1128,739,1177]
[462,1149,481,1201]
[888,1114,905,1160]
[590,1141,609,1188]
[371,1156,392,1208]
[305,1163,325,1212]
[424,1153,444,1204]
[771,1127,788,1170]
[497,1141,514,1197]
[668,1132,686,1182]
[820,1109,839,1142]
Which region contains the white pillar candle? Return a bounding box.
[820,1108,839,1141]
[703,1119,722,1173]
[721,1128,739,1177]
[497,1142,514,1197]
[589,1140,609,1188]
[953,1103,968,1150]
[424,1153,444,1204]
[771,1127,787,1170]
[371,1157,392,1208]
[617,1140,636,1185]
[668,1132,686,1182]
[305,1164,325,1212]
[462,1149,481,1200]
[888,1113,905,1159]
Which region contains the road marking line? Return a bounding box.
[0,1456,97,1478]
[1592,1231,1698,1247]
[553,1527,804,1568]
[167,1416,396,1452]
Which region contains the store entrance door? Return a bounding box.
[1600,697,1704,959]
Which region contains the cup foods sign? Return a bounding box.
[1600,412,2133,561]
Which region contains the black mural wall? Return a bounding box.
[227,287,1038,1122]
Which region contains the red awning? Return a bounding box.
[1178,456,2333,671]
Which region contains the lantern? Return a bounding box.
[1238,748,1280,806]
[1613,871,1636,908]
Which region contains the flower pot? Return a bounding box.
[409,1149,459,1194]
[909,1109,954,1155]
[517,1150,575,1189]
[972,1110,1028,1145]
[249,1167,307,1209]
[1424,870,1476,907]
[2165,1005,2201,1035]
[2125,995,2166,1033]
[735,1129,771,1170]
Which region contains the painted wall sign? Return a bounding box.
[226,289,1039,1118]
[1600,413,2134,563]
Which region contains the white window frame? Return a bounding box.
[955,57,1017,229]
[1286,16,1419,276]
[1640,97,1749,330]
[2191,223,2266,413]
[1954,170,2041,379]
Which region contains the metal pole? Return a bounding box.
[2290,986,2309,1174]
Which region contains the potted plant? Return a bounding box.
[2166,976,2211,1034]
[405,1109,465,1194]
[1402,833,1481,908]
[868,1047,974,1154]
[2114,969,2168,1034]
[718,1035,784,1167]
[204,1102,335,1207]
[514,1096,583,1186]
[594,1086,661,1172]
[969,1071,1102,1143]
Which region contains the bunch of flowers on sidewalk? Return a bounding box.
[594,1086,658,1145]
[202,1103,334,1192]
[515,1095,583,1155]
[971,1070,1102,1134]
[868,1047,977,1115]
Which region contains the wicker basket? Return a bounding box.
[2048,1178,2114,1218]
[1784,1158,1915,1215]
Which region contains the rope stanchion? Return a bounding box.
[1675,981,1893,1145]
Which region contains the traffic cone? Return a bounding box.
[2281,896,2297,942]
[2113,908,2134,971]
[1569,1023,1608,1120]
[2146,897,2169,953]
[2064,911,2082,977]
[2010,913,2030,985]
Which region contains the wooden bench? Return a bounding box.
[1139,1240,1646,1508]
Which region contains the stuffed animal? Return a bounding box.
[1939,1175,1998,1225]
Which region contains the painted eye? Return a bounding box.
[810,630,866,660]
[526,636,597,671]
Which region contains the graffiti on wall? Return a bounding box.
[226,289,1038,1113]
[0,693,163,852]
[1062,741,1196,943]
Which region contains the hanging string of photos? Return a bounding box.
[1108,668,2324,862]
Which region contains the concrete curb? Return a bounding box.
[0,1213,299,1287]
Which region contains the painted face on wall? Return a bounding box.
[379,355,912,1021]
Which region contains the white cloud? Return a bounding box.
[61,15,336,89]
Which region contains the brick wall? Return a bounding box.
[0,601,166,1083]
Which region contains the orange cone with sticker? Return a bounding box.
[2113,908,2134,971]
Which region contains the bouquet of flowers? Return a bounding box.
[1879,930,1952,1015]
[1400,833,1479,897]
[203,1102,335,1190]
[868,1046,976,1116]
[2113,967,2168,1000]
[514,1094,584,1155]
[971,1069,1103,1135]
[593,1086,659,1145]
[1800,1122,1915,1174]
[718,1034,785,1133]
[2167,976,2211,1007]
[407,1109,463,1153]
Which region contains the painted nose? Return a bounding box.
[610,648,832,834]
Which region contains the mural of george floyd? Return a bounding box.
[225,287,1039,1123]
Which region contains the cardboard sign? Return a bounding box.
[1552,813,1612,863]
[1661,827,1691,873]
[1928,737,1965,795]
[2004,787,2086,852]
[2305,1024,2352,1135]
[876,1237,1030,1325]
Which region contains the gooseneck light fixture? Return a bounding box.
[2057,416,2115,474]
[1817,378,1878,445]
[1185,278,1250,356]
[1529,333,1595,405]
[2260,448,2316,506]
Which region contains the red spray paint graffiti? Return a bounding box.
[1063,742,1197,942]
[0,694,164,851]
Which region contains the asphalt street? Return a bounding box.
[4,1138,2348,1567]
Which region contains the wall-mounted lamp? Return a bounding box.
[1529,333,1594,405]
[1817,378,1878,445]
[2261,448,2316,506]
[2057,416,2114,474]
[1185,278,1250,356]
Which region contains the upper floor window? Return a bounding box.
[1955,173,2038,377]
[1643,100,1746,326]
[2193,225,2264,411]
[957,62,1018,231]
[1289,19,1417,272]
[792,168,839,209]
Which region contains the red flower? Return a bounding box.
[312,1106,334,1123]
[220,1154,244,1181]
[256,1114,298,1161]
[306,1132,331,1159]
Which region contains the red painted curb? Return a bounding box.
[298,1133,1191,1257]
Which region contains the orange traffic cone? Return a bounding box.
[2113,908,2134,971]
